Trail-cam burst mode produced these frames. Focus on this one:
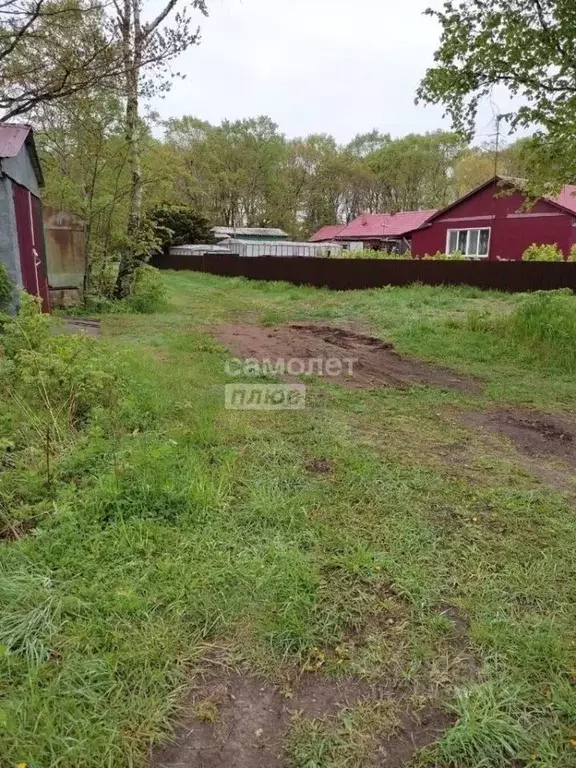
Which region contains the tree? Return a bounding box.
[0,0,120,121]
[367,131,466,212]
[453,139,532,196]
[147,204,214,254]
[36,94,130,293]
[113,0,208,298]
[417,0,576,191]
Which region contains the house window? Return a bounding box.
[446,228,491,258]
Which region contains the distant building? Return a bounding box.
[169,244,235,256]
[213,226,288,242]
[309,225,346,243]
[0,124,50,311]
[217,238,342,258]
[310,211,436,253]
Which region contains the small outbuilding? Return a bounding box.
[217,238,342,258]
[43,206,86,307]
[213,226,288,242]
[0,124,50,311]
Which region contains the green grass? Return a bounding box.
[1,272,576,767]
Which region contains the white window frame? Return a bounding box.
[446,228,491,259]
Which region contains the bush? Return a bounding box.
[336,249,412,260]
[126,265,168,314]
[0,263,14,312]
[522,243,564,262]
[422,251,466,260]
[89,252,118,299]
[0,292,125,430]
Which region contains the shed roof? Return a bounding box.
[0,123,44,186]
[336,210,437,240]
[309,224,346,242]
[213,226,288,238]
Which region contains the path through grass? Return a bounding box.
[1,273,576,767]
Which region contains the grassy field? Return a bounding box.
[2,272,576,767]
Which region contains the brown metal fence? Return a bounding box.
[150,253,576,293]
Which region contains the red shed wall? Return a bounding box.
[12,182,50,311]
[411,181,575,260]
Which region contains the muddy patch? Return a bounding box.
[464,409,576,466]
[60,317,102,336]
[149,672,451,768]
[213,323,478,392]
[305,457,333,475]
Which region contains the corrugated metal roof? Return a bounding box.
[336,210,437,239]
[213,226,288,238]
[0,123,43,187]
[550,186,576,214]
[220,238,322,246]
[309,225,346,242]
[421,176,576,227]
[0,123,31,157]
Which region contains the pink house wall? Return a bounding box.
[411,181,575,261]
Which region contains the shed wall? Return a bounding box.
[0,177,22,309]
[2,150,41,197]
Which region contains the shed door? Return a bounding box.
[12,182,50,312]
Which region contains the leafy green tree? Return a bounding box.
[113,0,208,298]
[0,0,120,121]
[453,139,532,196]
[368,131,466,211]
[418,0,576,190]
[147,204,215,253]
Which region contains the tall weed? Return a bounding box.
[0,293,127,537]
[505,290,576,371]
[126,265,169,313]
[0,262,14,312]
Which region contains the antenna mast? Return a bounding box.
[494,113,503,176]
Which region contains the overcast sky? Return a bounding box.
[152,0,512,144]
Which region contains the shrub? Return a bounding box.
[422,251,466,260]
[522,243,564,262]
[126,265,168,314]
[89,252,118,299]
[0,292,50,356]
[0,263,14,312]
[0,292,125,431]
[336,249,412,260]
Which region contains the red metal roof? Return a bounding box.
[309,224,346,242]
[549,185,576,215]
[0,123,32,157]
[336,210,437,240]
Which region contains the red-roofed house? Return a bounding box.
[310,210,436,253]
[309,224,345,243]
[411,176,576,260]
